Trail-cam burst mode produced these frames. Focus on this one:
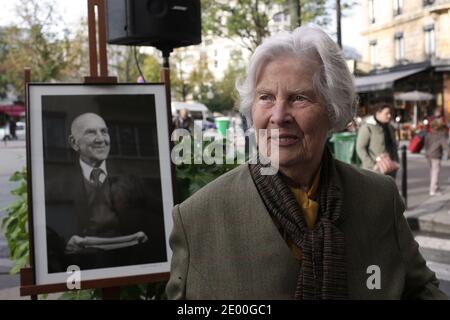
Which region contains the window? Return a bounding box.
[369,0,376,24]
[393,0,403,16]
[424,24,435,58]
[42,112,71,162]
[370,40,377,67]
[394,32,404,63]
[108,123,158,159]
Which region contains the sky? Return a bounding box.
[0,0,364,54]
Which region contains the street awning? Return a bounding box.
[394,90,434,101]
[354,67,426,93]
[0,104,26,117]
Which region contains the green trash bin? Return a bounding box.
[330,132,357,165]
[215,117,230,137]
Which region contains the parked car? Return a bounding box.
[0,121,26,141]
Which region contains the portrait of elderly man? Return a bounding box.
[45,112,166,272]
[166,26,447,299]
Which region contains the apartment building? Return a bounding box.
[355,0,450,123]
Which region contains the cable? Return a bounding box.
[133,46,146,83]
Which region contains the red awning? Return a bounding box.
[0,104,26,118]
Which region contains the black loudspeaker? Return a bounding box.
[105,0,201,50]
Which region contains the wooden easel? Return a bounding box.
[84,0,117,85]
[20,0,173,300]
[85,0,117,297]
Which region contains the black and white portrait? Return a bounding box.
[28,84,173,285]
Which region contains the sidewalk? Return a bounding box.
[405,185,450,235]
[0,140,27,300]
[0,258,24,300]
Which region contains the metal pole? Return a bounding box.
[401,145,407,208]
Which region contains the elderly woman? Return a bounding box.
[166,26,446,300]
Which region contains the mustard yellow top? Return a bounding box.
[282,167,321,260]
[289,167,321,230]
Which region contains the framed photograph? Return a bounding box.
[27,83,174,286]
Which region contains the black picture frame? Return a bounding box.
[26,83,174,288]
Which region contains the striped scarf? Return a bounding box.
[249,148,348,299]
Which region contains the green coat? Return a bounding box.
[166,162,447,300]
[356,116,398,170]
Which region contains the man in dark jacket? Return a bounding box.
[45,113,167,272]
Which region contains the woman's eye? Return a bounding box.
[259,95,271,101]
[293,95,306,102]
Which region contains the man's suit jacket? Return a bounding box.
[166,162,447,299]
[45,162,167,272]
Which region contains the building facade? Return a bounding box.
[357,0,450,123]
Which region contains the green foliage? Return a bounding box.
[1,168,29,275]
[201,0,330,52]
[59,289,100,300]
[169,48,196,102]
[175,138,242,202]
[301,0,330,26]
[142,54,163,83]
[202,0,276,52]
[205,50,246,113]
[109,46,161,83]
[0,0,88,100]
[188,58,215,103]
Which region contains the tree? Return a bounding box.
[336,0,359,46]
[170,48,193,102]
[207,50,246,113]
[0,29,9,99]
[188,56,215,103]
[201,0,330,52]
[142,54,162,83]
[58,18,89,81]
[0,0,88,101]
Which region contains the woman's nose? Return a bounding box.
[270,100,293,125]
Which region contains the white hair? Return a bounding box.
[236,24,357,132]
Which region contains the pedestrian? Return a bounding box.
[166,25,446,299]
[424,108,450,196]
[9,118,17,140]
[356,103,400,178]
[426,107,449,135]
[173,108,194,133]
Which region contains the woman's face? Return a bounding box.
[251,55,331,170]
[375,107,392,124]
